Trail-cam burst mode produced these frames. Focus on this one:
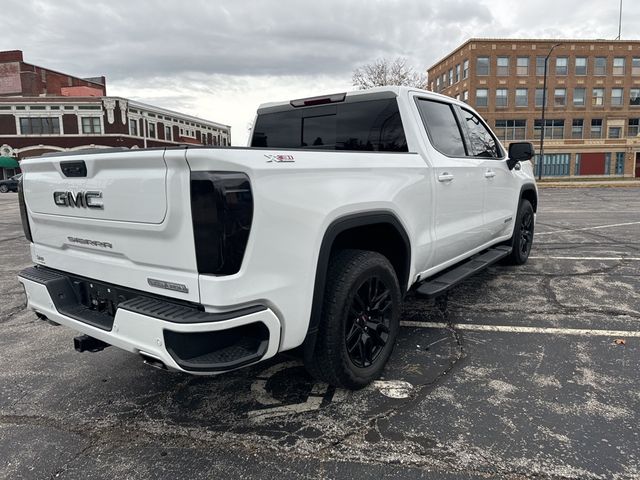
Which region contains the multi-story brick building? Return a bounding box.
[0,50,231,179]
[427,39,640,178]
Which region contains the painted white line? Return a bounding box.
[535,221,640,236]
[400,321,640,337]
[529,256,640,261]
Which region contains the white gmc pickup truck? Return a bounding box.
[17,86,537,389]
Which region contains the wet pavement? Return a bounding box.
[1,187,639,479]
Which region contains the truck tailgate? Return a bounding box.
[21,149,201,303]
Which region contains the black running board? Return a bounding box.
[415,246,511,299]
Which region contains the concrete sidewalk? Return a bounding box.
[537,179,640,188]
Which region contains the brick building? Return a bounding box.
[427,39,640,178]
[0,51,231,179]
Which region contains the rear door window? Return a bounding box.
[415,98,467,157]
[251,98,408,152]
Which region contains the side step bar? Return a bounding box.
[415,245,511,299]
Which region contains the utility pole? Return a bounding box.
[538,43,562,181]
[617,0,623,40]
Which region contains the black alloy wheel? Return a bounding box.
[519,208,534,258]
[505,199,534,265]
[304,249,401,389]
[345,276,392,368]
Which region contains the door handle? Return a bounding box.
[484,169,496,179]
[438,173,454,182]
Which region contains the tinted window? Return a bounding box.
[460,109,501,158]
[415,99,466,157]
[251,98,407,152]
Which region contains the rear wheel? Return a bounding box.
[304,249,401,389]
[0,185,8,193]
[505,199,534,265]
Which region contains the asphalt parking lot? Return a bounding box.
[1,186,639,480]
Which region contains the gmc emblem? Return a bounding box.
[53,191,104,209]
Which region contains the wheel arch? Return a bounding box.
[520,183,538,212]
[302,210,411,360]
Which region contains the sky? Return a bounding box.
[1,0,637,145]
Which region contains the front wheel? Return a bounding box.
[0,185,8,193]
[304,249,401,389]
[505,199,534,265]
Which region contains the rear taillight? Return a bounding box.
[18,176,33,242]
[190,172,253,275]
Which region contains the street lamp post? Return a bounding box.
[538,43,562,181]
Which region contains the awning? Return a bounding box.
[0,156,19,168]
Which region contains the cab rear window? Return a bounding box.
[251,98,408,152]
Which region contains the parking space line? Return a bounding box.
[535,221,640,236]
[529,256,640,261]
[400,321,640,337]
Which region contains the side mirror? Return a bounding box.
[507,142,535,170]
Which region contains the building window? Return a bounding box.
[81,117,101,134]
[573,88,586,106]
[496,88,508,107]
[448,68,454,86]
[571,119,584,139]
[590,119,603,138]
[615,152,625,174]
[462,59,469,79]
[534,153,571,177]
[165,126,172,141]
[516,57,529,75]
[575,57,587,75]
[455,64,460,83]
[534,119,564,140]
[19,117,60,134]
[476,88,488,107]
[535,88,546,107]
[476,57,489,76]
[129,119,138,136]
[611,88,624,106]
[494,119,526,141]
[146,122,155,138]
[515,88,528,107]
[628,118,639,136]
[436,77,441,91]
[630,88,640,106]
[608,126,622,139]
[442,73,447,87]
[554,88,566,106]
[633,58,640,76]
[592,88,604,106]
[555,57,568,75]
[536,56,546,76]
[497,57,509,76]
[613,57,625,75]
[594,57,607,75]
[462,90,469,103]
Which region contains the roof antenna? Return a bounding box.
[616,0,623,40]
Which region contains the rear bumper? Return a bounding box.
[18,266,281,374]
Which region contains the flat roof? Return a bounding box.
[428,37,640,71]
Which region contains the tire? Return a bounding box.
[505,199,534,265]
[0,185,8,193]
[304,249,402,389]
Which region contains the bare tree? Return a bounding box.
[352,57,428,90]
